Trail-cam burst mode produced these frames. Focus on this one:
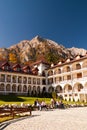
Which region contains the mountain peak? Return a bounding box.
[32,35,46,42]
[34,35,41,39]
[68,47,87,56]
[0,36,87,64]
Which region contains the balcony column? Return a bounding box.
[61,67,63,81]
[11,75,12,83]
[52,69,54,75]
[21,76,23,84]
[80,62,83,68]
[80,62,83,77]
[40,78,42,85]
[5,74,7,82]
[45,71,48,85]
[36,78,37,85]
[31,77,33,87]
[16,84,17,93]
[10,84,12,93]
[26,77,28,84]
[21,84,23,93]
[16,75,18,83]
[4,83,6,94]
[21,76,24,93]
[53,77,55,84]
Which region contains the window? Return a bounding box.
[28,77,31,84]
[18,76,22,83]
[33,78,36,84]
[23,77,27,84]
[77,73,82,78]
[67,66,70,72]
[7,75,11,82]
[12,76,17,83]
[42,79,46,85]
[48,78,53,84]
[58,69,61,74]
[37,78,40,85]
[59,77,62,82]
[67,75,71,80]
[0,84,4,91]
[76,64,81,70]
[1,74,5,82]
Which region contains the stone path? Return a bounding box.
[3,107,87,130]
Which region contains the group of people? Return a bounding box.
[33,98,65,111]
[34,99,47,111]
[50,98,64,109]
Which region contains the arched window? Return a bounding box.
[67,66,70,72]
[6,84,10,91]
[18,85,22,92]
[76,63,81,69]
[0,84,4,91]
[23,85,27,92]
[58,69,61,74]
[12,84,16,92]
[48,86,54,93]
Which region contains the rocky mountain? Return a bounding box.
[68,47,87,56]
[0,36,87,64]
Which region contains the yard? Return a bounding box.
[0,95,51,123]
[0,95,51,105]
[0,95,87,123]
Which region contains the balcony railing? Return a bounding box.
[23,81,27,84]
[0,79,5,82]
[28,81,31,84]
[18,80,22,83]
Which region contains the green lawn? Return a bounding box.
[0,95,87,106]
[0,95,87,123]
[0,95,51,123]
[0,95,51,105]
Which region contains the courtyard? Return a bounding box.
[2,107,87,130]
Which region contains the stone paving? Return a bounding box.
[3,107,87,130]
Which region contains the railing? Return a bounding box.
[0,79,5,82]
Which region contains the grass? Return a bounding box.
[0,95,87,106]
[0,116,13,123]
[0,95,87,123]
[0,114,31,123]
[0,95,51,105]
[0,95,51,123]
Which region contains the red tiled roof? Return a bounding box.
[22,65,31,70]
[0,60,35,75]
[0,61,10,67]
[32,60,49,66]
[12,63,21,68]
[32,67,39,71]
[47,55,87,69]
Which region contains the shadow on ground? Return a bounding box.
[0,115,40,130]
[0,95,25,102]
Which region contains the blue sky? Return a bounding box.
[0,0,87,49]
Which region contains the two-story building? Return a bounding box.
[46,54,87,102]
[0,60,47,97]
[0,54,87,102]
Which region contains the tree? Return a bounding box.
[9,53,18,63]
[45,52,59,64]
[52,91,57,99]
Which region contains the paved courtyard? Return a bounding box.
[2,107,87,130]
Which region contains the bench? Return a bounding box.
[0,106,32,118]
